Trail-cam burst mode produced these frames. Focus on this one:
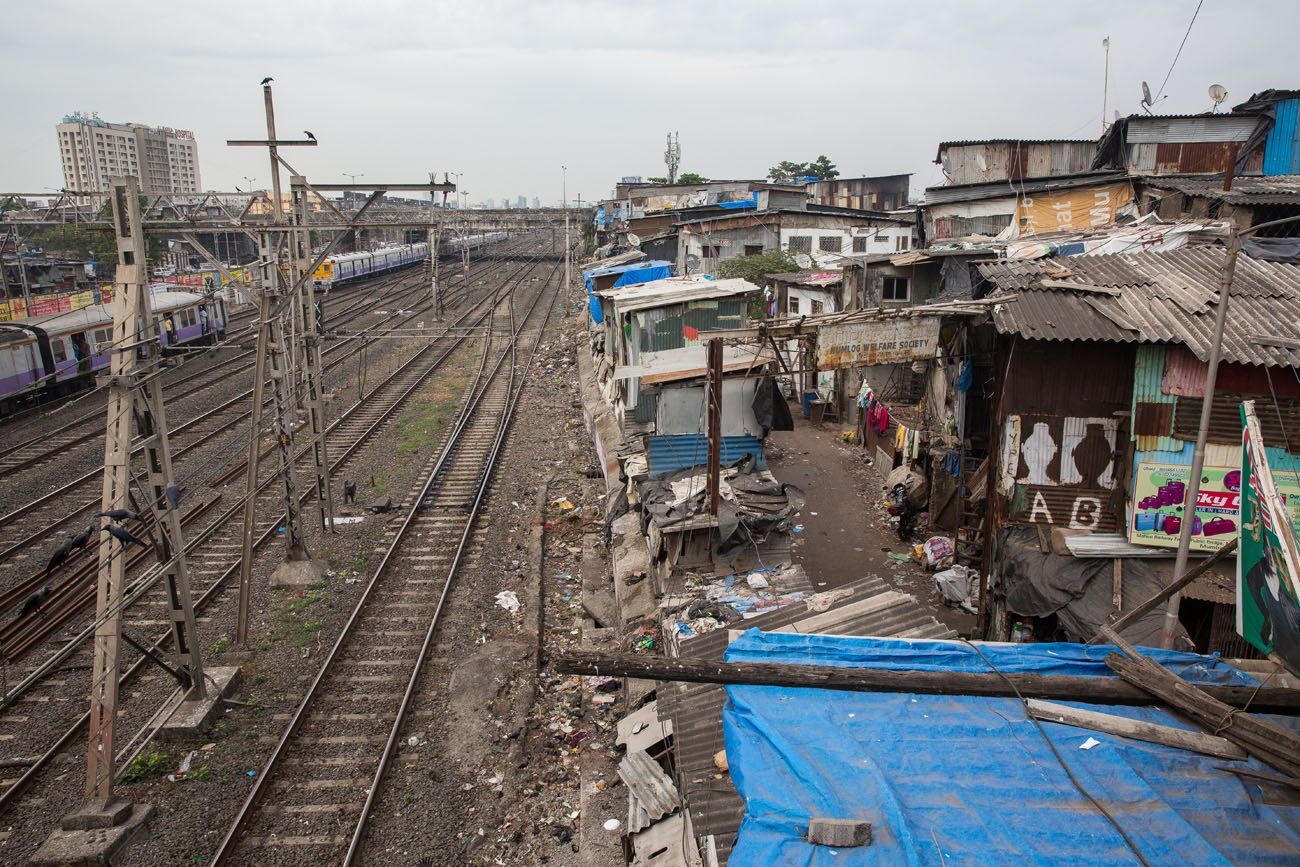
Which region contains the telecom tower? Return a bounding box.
[665,132,680,184]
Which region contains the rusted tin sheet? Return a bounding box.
[1011,484,1120,531]
[816,317,940,369]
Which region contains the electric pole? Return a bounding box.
[83,175,206,818]
[563,165,571,318]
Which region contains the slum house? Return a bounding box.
[718,631,1300,865]
[594,179,772,249]
[804,173,912,211]
[1136,175,1300,236]
[760,270,845,403]
[677,204,916,276]
[967,246,1300,653]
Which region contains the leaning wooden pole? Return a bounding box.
[549,649,1300,712]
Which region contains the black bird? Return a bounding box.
[106,524,149,549]
[234,186,243,193]
[343,480,356,505]
[99,508,141,522]
[20,583,53,618]
[260,76,273,85]
[44,545,71,577]
[303,130,316,142]
[164,484,181,511]
[68,524,96,551]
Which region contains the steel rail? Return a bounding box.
[209,257,559,865]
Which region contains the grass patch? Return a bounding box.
[209,634,231,657]
[269,585,331,649]
[120,751,171,784]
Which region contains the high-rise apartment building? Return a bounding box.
[56,113,202,195]
[517,195,527,208]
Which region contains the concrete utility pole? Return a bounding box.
[76,175,206,840]
[562,165,571,318]
[229,82,325,637]
[1159,212,1300,647]
[292,182,336,533]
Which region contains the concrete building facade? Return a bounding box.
[56,113,202,195]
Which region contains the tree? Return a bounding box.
[766,155,840,182]
[646,176,668,184]
[677,172,709,184]
[715,249,800,284]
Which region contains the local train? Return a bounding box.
[0,290,227,414]
[310,233,509,290]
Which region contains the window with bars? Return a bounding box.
[819,236,842,253]
[852,236,867,253]
[788,297,800,314]
[743,244,764,257]
[895,234,911,251]
[787,235,812,253]
[811,299,825,314]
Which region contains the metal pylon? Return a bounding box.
[86,177,205,805]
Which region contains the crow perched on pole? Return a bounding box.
[68,524,96,552]
[99,508,141,523]
[164,484,181,511]
[260,76,273,85]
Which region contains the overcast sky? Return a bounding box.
[2,1,1295,204]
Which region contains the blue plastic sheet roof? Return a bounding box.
[722,632,1300,866]
[584,260,674,323]
[647,434,765,477]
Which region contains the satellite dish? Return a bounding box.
[1114,109,1121,123]
[1140,81,1153,109]
[686,253,701,272]
[626,232,641,248]
[794,253,813,269]
[1209,84,1229,107]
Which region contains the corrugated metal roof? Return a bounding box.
[922,171,1128,205]
[619,750,680,833]
[981,247,1300,366]
[599,276,760,312]
[1142,174,1300,205]
[934,139,1097,162]
[658,575,955,862]
[764,270,843,287]
[646,435,765,477]
[1125,114,1261,144]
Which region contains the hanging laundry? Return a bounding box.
[896,424,908,452]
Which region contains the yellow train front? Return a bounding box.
[311,242,430,290]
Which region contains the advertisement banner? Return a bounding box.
[1015,181,1134,237]
[1131,461,1300,548]
[0,300,9,321]
[70,291,95,311]
[816,317,941,369]
[9,297,25,319]
[1237,402,1300,673]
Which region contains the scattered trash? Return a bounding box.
[923,536,955,569]
[746,573,770,590]
[246,770,257,778]
[167,750,197,782]
[495,590,521,614]
[933,565,978,613]
[713,749,729,772]
[887,553,911,564]
[603,818,621,832]
[1080,737,1101,751]
[792,524,805,535]
[369,497,396,514]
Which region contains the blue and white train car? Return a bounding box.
[0,290,226,413]
[312,242,431,290]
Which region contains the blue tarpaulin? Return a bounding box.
[583,260,674,323]
[722,632,1300,866]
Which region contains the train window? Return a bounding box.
[52,340,67,362]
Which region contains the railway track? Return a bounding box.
[212,247,560,866]
[0,241,536,584]
[0,256,474,479]
[0,245,556,818]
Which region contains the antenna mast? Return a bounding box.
[665,131,681,184]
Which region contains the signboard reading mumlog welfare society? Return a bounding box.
[816,317,941,369]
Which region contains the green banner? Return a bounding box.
[1237,402,1300,675]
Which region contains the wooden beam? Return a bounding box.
[1026,698,1247,759]
[1090,538,1237,643]
[548,649,1300,712]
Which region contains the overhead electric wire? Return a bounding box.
[1153,0,1205,103]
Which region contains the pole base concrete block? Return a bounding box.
[31,803,153,865]
[159,665,243,741]
[270,556,327,587]
[807,817,873,847]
